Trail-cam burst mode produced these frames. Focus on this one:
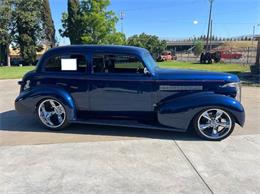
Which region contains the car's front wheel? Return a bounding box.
[193,108,235,140]
[37,99,69,130]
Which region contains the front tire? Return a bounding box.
[37,99,69,130]
[193,108,235,140]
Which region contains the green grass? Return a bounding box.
[0,61,250,79]
[0,66,35,79]
[158,61,250,73]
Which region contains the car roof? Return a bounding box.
[37,45,156,75]
[46,45,148,56]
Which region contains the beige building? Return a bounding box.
[9,44,49,61]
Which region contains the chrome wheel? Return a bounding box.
[38,99,66,128]
[197,108,233,140]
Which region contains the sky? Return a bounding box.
[49,0,260,45]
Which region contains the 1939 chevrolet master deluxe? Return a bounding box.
[15,45,245,140]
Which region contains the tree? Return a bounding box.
[127,33,167,59]
[103,32,126,45]
[12,0,43,65]
[60,0,81,44]
[193,40,204,56]
[60,0,121,45]
[41,0,55,47]
[0,0,12,66]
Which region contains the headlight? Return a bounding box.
[222,82,241,102]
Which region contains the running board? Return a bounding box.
[72,118,185,132]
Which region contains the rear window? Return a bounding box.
[44,54,87,72]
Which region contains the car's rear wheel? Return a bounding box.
[193,108,235,140]
[37,99,69,130]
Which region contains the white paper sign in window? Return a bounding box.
[61,59,77,71]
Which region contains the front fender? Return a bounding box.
[15,86,76,121]
[157,92,245,131]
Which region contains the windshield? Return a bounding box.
[142,51,158,72]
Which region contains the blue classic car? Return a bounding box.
[15,45,245,140]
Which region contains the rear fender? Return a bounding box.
[15,86,76,121]
[157,92,245,131]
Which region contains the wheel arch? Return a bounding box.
[15,86,77,121]
[157,92,245,131]
[187,105,239,132]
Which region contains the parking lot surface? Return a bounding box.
[1,79,260,193]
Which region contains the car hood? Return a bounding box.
[155,67,239,82]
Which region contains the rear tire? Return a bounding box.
[37,98,70,130]
[193,108,235,141]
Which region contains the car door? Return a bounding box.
[39,52,89,111]
[87,53,155,119]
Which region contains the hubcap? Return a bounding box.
[38,99,66,128]
[198,109,232,139]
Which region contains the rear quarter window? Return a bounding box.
[44,54,87,72]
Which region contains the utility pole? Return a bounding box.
[206,0,214,52]
[252,24,260,47]
[251,35,260,74]
[256,36,260,65]
[252,25,255,47]
[120,11,125,34]
[210,19,213,51]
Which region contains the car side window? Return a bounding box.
[44,54,87,72]
[92,54,144,74]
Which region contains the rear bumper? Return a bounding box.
[15,94,36,115]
